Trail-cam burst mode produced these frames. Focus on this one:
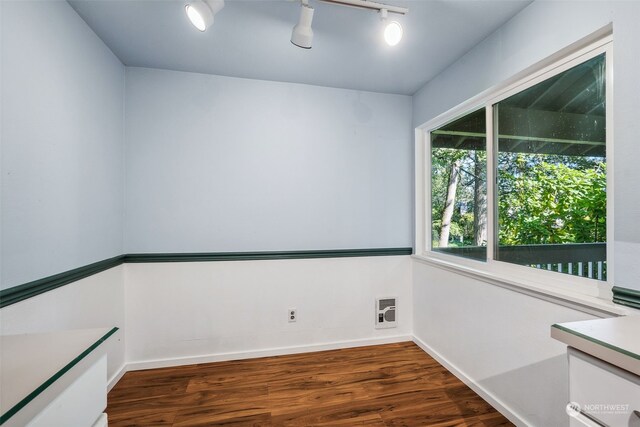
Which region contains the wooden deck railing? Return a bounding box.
[434,242,607,280]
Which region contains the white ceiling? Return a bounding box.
[69,0,532,95]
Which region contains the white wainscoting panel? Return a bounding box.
[124,256,412,367]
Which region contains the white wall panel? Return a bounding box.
[413,261,597,426]
[125,256,412,367]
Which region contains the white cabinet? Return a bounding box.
[552,316,640,426]
[0,328,116,427]
[27,355,107,427]
[568,347,640,427]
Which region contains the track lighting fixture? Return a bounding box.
[185,0,224,32]
[380,9,403,46]
[291,0,407,50]
[291,1,315,49]
[182,0,406,48]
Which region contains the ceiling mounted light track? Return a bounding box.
[319,0,407,15]
[185,0,224,32]
[290,0,408,50]
[182,0,406,49]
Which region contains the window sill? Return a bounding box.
[411,254,634,318]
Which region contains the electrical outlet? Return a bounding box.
[288,308,297,322]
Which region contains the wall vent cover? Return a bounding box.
[375,297,397,329]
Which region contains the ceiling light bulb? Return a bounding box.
[185,0,224,32]
[186,4,208,31]
[384,21,403,46]
[291,4,314,49]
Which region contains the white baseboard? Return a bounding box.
[411,335,528,427]
[125,335,412,372]
[107,364,127,391]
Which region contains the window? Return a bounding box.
[419,40,611,287]
[430,108,486,261]
[495,53,607,280]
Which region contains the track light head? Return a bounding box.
[379,8,402,46]
[384,21,403,46]
[291,4,314,49]
[185,0,224,32]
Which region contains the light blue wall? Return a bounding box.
[1,1,125,289]
[124,67,412,253]
[412,0,640,291]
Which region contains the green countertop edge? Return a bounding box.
[552,323,640,362]
[0,327,119,425]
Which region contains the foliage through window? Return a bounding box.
[495,53,606,280]
[428,52,607,281]
[431,109,486,261]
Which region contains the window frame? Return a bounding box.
[415,34,614,302]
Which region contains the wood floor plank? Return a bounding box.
[378,385,502,426]
[106,394,181,427]
[173,411,272,427]
[270,401,387,427]
[109,379,191,404]
[267,380,370,415]
[389,411,514,427]
[106,342,514,427]
[172,406,270,426]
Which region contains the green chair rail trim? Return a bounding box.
[0,248,412,308]
[124,248,413,263]
[612,286,640,310]
[0,327,119,425]
[0,256,125,308]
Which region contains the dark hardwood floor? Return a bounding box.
[107,342,513,426]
